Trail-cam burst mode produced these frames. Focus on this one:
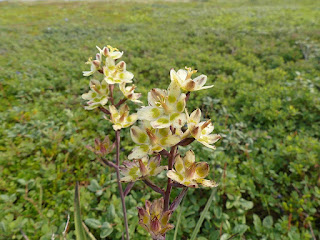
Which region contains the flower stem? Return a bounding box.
[164,145,177,212]
[115,130,129,240]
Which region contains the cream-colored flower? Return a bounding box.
[107,104,137,131]
[120,155,167,182]
[82,79,109,110]
[128,123,180,159]
[167,150,218,188]
[103,57,134,84]
[96,45,123,59]
[83,54,101,77]
[137,81,186,129]
[119,83,142,104]
[185,108,221,150]
[170,67,213,91]
[137,198,174,240]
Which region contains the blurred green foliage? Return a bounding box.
[0,0,319,239]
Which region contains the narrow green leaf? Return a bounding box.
[74,182,87,240]
[190,185,219,240]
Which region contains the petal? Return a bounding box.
[161,210,173,226]
[174,155,185,174]
[189,109,201,124]
[167,170,184,184]
[170,69,183,85]
[109,51,123,59]
[198,140,216,150]
[184,150,195,168]
[167,80,181,101]
[82,71,93,76]
[206,134,221,144]
[138,106,163,121]
[130,126,149,144]
[195,162,210,179]
[128,145,150,159]
[196,179,218,188]
[151,117,171,129]
[193,75,208,88]
[176,69,188,81]
[175,94,186,112]
[159,223,174,234]
[159,135,180,147]
[171,113,186,129]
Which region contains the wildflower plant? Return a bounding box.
[81,45,221,240]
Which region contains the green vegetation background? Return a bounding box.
[0,0,319,239]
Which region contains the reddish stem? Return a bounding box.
[115,130,129,240]
[163,145,177,212]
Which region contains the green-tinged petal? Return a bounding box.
[159,135,180,147]
[161,211,173,226]
[171,113,186,129]
[198,140,216,150]
[138,106,163,121]
[196,179,218,188]
[174,155,185,174]
[121,176,136,182]
[160,223,174,234]
[184,150,195,168]
[195,162,209,179]
[189,109,201,124]
[170,69,183,86]
[128,145,150,159]
[150,166,167,176]
[207,134,221,144]
[151,117,171,128]
[130,126,149,144]
[167,170,184,184]
[168,80,181,101]
[176,94,186,112]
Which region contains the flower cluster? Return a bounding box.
[137,198,173,240]
[82,45,221,240]
[82,45,141,130]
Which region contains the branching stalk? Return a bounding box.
[115,130,130,240]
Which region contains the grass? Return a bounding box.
[0,0,319,239]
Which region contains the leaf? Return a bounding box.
[239,198,253,210]
[253,214,262,233]
[213,206,222,219]
[74,182,87,240]
[190,181,219,240]
[233,224,248,234]
[87,179,102,192]
[262,216,273,229]
[85,219,101,229]
[107,204,116,220]
[100,223,113,238]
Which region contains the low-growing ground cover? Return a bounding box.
[0,0,319,239]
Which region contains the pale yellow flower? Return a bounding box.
[82,79,109,110]
[170,67,213,91]
[103,57,134,84]
[167,150,218,188]
[120,155,167,182]
[137,81,186,129]
[119,83,142,104]
[83,55,101,77]
[185,108,221,150]
[129,123,180,159]
[137,198,174,240]
[107,104,137,131]
[96,45,123,59]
